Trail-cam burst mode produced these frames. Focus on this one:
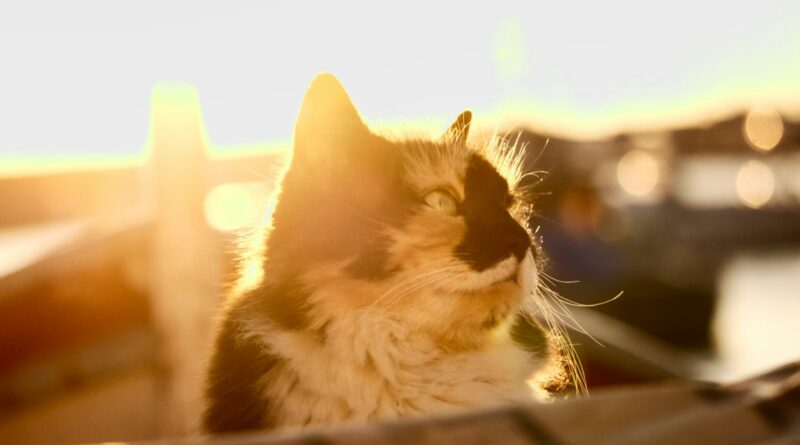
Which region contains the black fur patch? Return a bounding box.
[266,132,414,282]
[510,313,549,357]
[344,233,401,280]
[253,279,312,331]
[455,155,530,271]
[203,315,279,434]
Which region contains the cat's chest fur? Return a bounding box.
[242,308,541,427]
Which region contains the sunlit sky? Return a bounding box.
[1,1,799,168]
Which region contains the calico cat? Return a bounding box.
[202,74,571,434]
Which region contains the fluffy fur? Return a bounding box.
[202,74,568,434]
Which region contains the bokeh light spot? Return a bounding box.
[616,150,659,197]
[736,160,775,209]
[744,106,784,152]
[204,183,259,232]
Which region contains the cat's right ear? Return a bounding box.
[443,110,472,146]
[292,73,368,170]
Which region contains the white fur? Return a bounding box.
[241,251,546,429]
[435,255,520,293]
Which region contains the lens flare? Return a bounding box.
[736,160,775,209]
[617,150,659,197]
[744,106,784,152]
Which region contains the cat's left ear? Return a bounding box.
[292,73,369,170]
[443,110,472,145]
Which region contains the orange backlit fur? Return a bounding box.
[203,74,572,434]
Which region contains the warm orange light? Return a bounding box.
[744,106,784,151]
[204,183,260,232]
[736,160,775,209]
[617,150,659,197]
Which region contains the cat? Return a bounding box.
[202,73,571,434]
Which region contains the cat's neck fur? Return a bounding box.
[238,282,542,428]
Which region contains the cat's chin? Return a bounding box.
[434,256,517,294]
[450,251,536,297]
[497,268,521,286]
[484,271,522,294]
[454,274,526,308]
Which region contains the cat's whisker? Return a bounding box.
[343,206,399,228]
[539,272,579,286]
[526,137,551,173]
[374,264,462,306]
[538,271,624,309]
[373,278,449,316]
[530,280,589,395]
[517,170,549,185]
[365,265,454,310]
[368,266,462,315]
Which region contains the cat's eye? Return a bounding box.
[424,189,458,216]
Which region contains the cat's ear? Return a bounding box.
[293,73,368,168]
[443,110,472,145]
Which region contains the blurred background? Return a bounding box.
[1,1,799,443]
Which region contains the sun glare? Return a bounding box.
[2,2,799,169]
[204,183,260,232]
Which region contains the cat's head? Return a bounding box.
[263,74,540,346]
